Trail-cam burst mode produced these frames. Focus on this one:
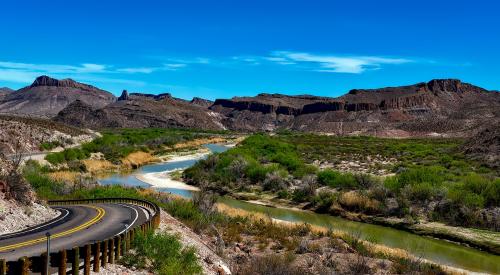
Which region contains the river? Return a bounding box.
[98,144,500,274]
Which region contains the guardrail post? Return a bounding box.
[115,236,121,259]
[59,250,67,275]
[84,244,91,275]
[124,232,129,251]
[109,238,115,264]
[0,259,6,275]
[101,240,108,268]
[72,247,79,275]
[41,252,48,275]
[93,242,100,272]
[18,257,29,275]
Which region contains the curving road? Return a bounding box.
[0,203,150,261]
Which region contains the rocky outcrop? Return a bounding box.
[210,79,500,136]
[117,90,130,101]
[13,75,498,137]
[55,92,225,130]
[29,75,106,93]
[0,76,116,117]
[462,123,500,168]
[190,97,213,108]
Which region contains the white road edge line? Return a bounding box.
[0,208,70,238]
[115,204,139,236]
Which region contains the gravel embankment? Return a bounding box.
[0,195,59,235]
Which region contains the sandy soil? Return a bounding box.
[135,152,208,191]
[136,172,200,191]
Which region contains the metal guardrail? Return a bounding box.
[0,198,161,275]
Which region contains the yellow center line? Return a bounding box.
[0,205,105,252]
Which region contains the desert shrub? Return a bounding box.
[396,166,445,187]
[339,191,380,214]
[354,173,378,189]
[402,182,436,201]
[262,170,288,191]
[121,230,201,275]
[312,191,338,212]
[391,257,446,275]
[447,173,500,208]
[40,141,61,151]
[234,253,306,275]
[292,189,310,203]
[23,161,68,199]
[277,189,291,199]
[317,169,357,189]
[246,163,279,184]
[45,148,89,165]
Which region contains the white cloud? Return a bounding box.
[0,69,40,83]
[0,59,192,86]
[117,67,157,74]
[0,61,109,74]
[164,63,187,70]
[268,51,412,74]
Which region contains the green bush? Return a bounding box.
[121,230,201,275]
[23,161,67,199]
[447,173,500,208]
[40,141,61,151]
[317,169,357,189]
[403,182,435,201]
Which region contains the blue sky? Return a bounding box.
[0,0,499,100]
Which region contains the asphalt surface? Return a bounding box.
[0,203,150,261]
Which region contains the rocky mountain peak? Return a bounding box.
[118,90,130,101]
[190,97,214,108]
[426,79,462,92]
[29,75,106,93]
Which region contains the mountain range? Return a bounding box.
[1,75,499,137]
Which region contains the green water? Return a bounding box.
[100,144,500,274]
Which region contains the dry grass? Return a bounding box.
[81,159,117,173]
[121,151,159,169]
[216,203,270,221]
[171,137,228,149]
[47,171,80,183]
[339,191,380,213]
[216,202,461,274]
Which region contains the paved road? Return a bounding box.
[0,203,149,261]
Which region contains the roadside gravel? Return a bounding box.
[0,195,59,235]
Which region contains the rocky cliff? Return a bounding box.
[54,92,225,130]
[210,79,500,136]
[0,76,116,117]
[8,76,497,136]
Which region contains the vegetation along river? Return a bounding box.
[99,144,500,274]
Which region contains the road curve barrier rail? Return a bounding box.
[0,197,161,275]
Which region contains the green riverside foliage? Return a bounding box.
[184,133,499,230]
[317,169,358,189]
[121,230,201,275]
[23,161,67,199]
[44,128,225,165]
[184,134,317,187]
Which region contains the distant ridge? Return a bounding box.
[210,79,500,136]
[0,76,116,117]
[1,75,498,137]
